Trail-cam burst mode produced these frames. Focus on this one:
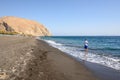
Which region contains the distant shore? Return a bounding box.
[0,35,99,80]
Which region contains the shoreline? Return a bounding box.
[0,35,119,80]
[83,61,120,80]
[0,35,98,80]
[39,38,120,80]
[26,39,98,80]
[51,46,120,80]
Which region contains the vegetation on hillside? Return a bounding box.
[0,30,18,35]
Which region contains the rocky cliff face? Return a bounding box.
[0,16,51,36]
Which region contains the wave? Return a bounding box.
[90,47,120,51]
[67,46,120,51]
[44,39,120,70]
[44,40,63,46]
[61,44,120,51]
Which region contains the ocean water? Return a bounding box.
[39,36,120,70]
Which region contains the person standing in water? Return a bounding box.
[84,39,88,60]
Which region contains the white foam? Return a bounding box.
[44,40,120,71]
[44,40,63,46]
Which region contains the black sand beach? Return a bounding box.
[0,36,119,80]
[0,36,98,80]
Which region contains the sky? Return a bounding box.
[0,0,120,36]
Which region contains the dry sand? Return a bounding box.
[0,35,99,80]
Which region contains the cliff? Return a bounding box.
[0,16,51,36]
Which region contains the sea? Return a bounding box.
[39,36,120,71]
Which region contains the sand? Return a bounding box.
[0,35,98,80]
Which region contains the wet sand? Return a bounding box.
[84,61,120,80]
[0,36,98,80]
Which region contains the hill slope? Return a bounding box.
[0,16,51,36]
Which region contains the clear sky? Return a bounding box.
[0,0,120,36]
